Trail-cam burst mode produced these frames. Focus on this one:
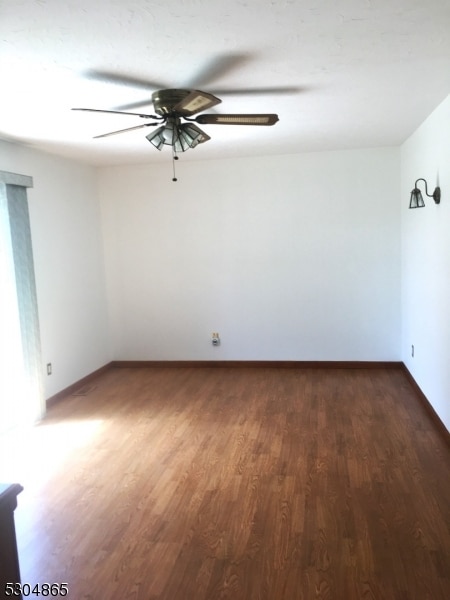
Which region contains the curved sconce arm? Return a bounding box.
[409,178,441,209]
[415,178,441,203]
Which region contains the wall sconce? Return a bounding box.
[409,178,441,209]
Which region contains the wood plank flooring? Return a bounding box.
[4,366,450,599]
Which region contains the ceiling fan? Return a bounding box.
[72,88,279,151]
[73,89,279,179]
[73,56,292,178]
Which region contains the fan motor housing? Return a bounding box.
[152,89,192,115]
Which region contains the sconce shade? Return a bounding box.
[409,188,425,209]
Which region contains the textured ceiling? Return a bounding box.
[1,0,449,166]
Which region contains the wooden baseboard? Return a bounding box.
[111,360,403,369]
[401,363,450,447]
[45,360,448,448]
[46,361,402,408]
[46,362,113,407]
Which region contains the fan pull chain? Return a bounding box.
[172,147,179,181]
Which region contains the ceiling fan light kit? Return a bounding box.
[73,88,279,180]
[146,118,209,152]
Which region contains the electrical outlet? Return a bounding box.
[47,363,52,375]
[411,345,414,358]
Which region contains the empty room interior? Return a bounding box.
[0,1,449,599]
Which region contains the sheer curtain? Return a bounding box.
[0,172,44,435]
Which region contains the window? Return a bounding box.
[0,171,44,434]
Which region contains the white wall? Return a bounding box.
[98,147,401,361]
[0,140,111,399]
[3,101,447,429]
[401,95,450,431]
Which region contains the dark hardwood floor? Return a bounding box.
[5,366,450,599]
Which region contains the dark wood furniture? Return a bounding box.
[0,483,23,596]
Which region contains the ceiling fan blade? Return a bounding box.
[116,86,302,110]
[194,114,279,126]
[210,86,301,96]
[72,107,161,120]
[172,90,222,116]
[93,122,159,139]
[187,54,251,88]
[83,69,167,91]
[115,99,156,111]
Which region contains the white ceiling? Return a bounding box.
[1,0,449,166]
